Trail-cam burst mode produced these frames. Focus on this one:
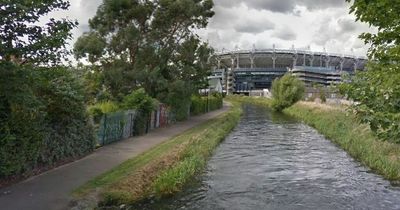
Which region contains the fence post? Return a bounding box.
[102,114,107,146]
[130,113,133,137]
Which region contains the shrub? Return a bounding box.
[271,74,305,112]
[165,81,193,121]
[122,88,156,113]
[35,67,96,165]
[88,101,120,124]
[190,95,207,115]
[122,88,157,134]
[190,93,223,116]
[340,64,400,142]
[0,64,96,178]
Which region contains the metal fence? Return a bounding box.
[96,104,175,146]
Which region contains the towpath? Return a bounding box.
[0,104,229,210]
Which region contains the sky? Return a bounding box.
[49,0,375,57]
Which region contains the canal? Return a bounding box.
[134,104,400,210]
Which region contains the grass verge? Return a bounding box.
[229,95,400,182]
[285,102,400,181]
[71,101,242,208]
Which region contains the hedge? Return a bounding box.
[190,93,223,116]
[0,64,96,179]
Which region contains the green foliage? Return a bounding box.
[122,88,156,113]
[75,65,109,104]
[0,63,44,176]
[285,103,400,181]
[0,1,95,180]
[271,74,305,112]
[74,0,215,108]
[0,64,96,178]
[190,93,223,116]
[165,81,193,121]
[341,64,400,142]
[88,101,120,123]
[154,155,205,196]
[151,101,239,198]
[72,101,241,207]
[347,0,400,63]
[342,0,400,142]
[122,88,157,134]
[92,101,120,114]
[74,32,107,63]
[190,95,206,115]
[231,96,400,181]
[0,1,77,65]
[36,67,96,167]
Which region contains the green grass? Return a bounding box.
[285,103,400,181]
[72,101,242,207]
[229,95,400,182]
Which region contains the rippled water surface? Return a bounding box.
[136,105,400,210]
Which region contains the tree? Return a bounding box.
[271,74,305,112]
[74,0,215,104]
[341,0,400,142]
[0,0,77,65]
[0,1,95,178]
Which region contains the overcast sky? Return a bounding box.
[51,0,374,57]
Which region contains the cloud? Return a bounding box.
[233,17,275,34]
[80,0,102,12]
[208,6,239,29]
[215,0,347,14]
[214,0,242,8]
[41,0,371,58]
[300,0,346,11]
[338,18,359,33]
[313,16,363,46]
[245,0,296,13]
[272,27,297,40]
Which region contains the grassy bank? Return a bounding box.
[229,95,400,182]
[285,102,400,181]
[72,101,242,208]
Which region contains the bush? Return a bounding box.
[340,63,400,142]
[190,95,207,115]
[122,88,156,113]
[122,88,157,134]
[271,74,305,112]
[35,67,96,165]
[0,64,96,178]
[165,81,193,121]
[88,101,120,123]
[190,93,223,116]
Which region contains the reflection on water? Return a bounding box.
[134,104,400,210]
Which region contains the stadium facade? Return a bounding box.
[210,48,367,94]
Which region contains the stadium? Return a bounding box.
[209,48,367,94]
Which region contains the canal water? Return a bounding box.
[134,104,400,210]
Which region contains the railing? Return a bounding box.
[215,48,367,60]
[96,104,175,146]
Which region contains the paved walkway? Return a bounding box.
[0,104,229,210]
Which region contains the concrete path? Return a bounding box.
[0,104,229,210]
